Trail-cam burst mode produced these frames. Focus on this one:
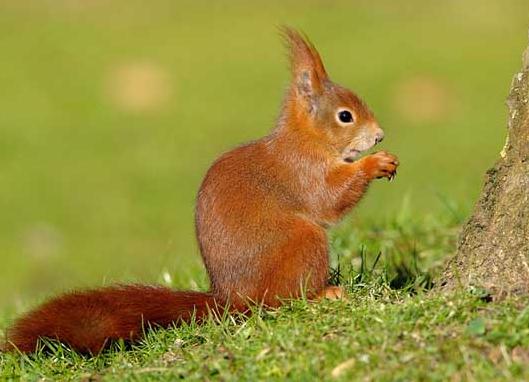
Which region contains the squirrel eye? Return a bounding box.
[337,110,354,124]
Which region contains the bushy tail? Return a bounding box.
[4,285,217,354]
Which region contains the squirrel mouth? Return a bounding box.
[343,143,378,163]
[343,139,380,162]
[343,149,362,163]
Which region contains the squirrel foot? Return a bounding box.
[319,286,345,300]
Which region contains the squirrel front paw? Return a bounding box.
[362,151,399,180]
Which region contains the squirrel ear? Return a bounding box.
[281,27,328,105]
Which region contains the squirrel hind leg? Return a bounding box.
[243,219,330,307]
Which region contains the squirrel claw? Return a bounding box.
[366,151,399,181]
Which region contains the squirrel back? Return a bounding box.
[4,28,398,354]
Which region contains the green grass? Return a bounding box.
[5,290,529,381]
[3,214,529,381]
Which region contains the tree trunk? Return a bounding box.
[440,32,529,297]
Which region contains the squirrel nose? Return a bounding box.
[375,131,384,144]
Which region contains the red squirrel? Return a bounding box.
[4,28,399,354]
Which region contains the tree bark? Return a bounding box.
[440,32,529,297]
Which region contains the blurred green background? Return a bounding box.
[0,0,528,310]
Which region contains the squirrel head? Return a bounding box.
[280,27,384,162]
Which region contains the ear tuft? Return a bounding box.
[280,26,328,88]
[279,26,329,114]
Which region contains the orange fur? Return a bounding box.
[4,28,398,354]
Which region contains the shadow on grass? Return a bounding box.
[329,247,435,295]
